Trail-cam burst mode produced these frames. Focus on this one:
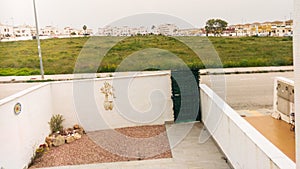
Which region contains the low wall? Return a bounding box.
[52,72,174,131]
[0,83,52,169]
[200,84,295,169]
[0,71,173,169]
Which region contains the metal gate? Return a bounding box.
[171,69,200,123]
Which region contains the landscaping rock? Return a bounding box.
[73,124,85,135]
[45,136,53,148]
[73,124,80,129]
[73,133,82,140]
[65,136,75,143]
[53,135,65,146]
[75,129,84,135]
[62,128,74,135]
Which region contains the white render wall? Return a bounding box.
[51,72,174,131]
[200,84,295,169]
[0,72,173,169]
[0,83,52,169]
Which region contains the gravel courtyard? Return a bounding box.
[30,125,172,168]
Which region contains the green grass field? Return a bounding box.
[0,35,292,76]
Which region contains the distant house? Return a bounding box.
[222,27,235,36]
[98,26,113,36]
[271,20,293,36]
[85,28,93,35]
[0,23,14,39]
[150,26,160,35]
[40,26,62,37]
[176,28,203,36]
[232,23,252,36]
[13,25,35,38]
[158,24,178,36]
[130,26,148,36]
[230,20,293,37]
[97,26,148,36]
[97,26,119,36]
[63,27,81,36]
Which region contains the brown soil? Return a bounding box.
[30,125,172,168]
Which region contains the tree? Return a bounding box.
[83,25,87,35]
[205,19,228,36]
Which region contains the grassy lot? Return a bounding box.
[210,36,293,67]
[0,35,292,75]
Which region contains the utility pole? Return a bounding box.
[33,0,44,79]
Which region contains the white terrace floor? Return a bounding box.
[40,122,231,169]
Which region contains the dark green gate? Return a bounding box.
[171,69,200,123]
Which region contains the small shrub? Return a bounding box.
[48,114,64,133]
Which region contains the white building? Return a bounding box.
[13,25,35,37]
[176,28,203,36]
[98,26,116,36]
[130,26,148,36]
[149,26,160,35]
[158,24,178,36]
[0,23,14,38]
[40,26,62,37]
[63,27,81,36]
[98,26,115,36]
[98,26,148,36]
[85,28,93,35]
[97,24,208,37]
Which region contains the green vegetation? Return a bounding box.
[96,35,203,72]
[0,35,292,76]
[48,114,64,133]
[210,36,293,67]
[205,19,228,36]
[0,37,87,75]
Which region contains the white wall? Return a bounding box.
[0,72,173,169]
[200,84,295,169]
[0,83,52,169]
[51,72,174,131]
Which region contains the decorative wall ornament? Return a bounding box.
[100,81,115,111]
[14,102,22,115]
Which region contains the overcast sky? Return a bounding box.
[0,0,294,31]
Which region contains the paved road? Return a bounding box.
[0,83,40,100]
[201,72,294,110]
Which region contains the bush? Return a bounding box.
[48,114,64,133]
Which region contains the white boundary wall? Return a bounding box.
[200,84,295,169]
[52,72,174,131]
[0,83,52,169]
[0,71,173,169]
